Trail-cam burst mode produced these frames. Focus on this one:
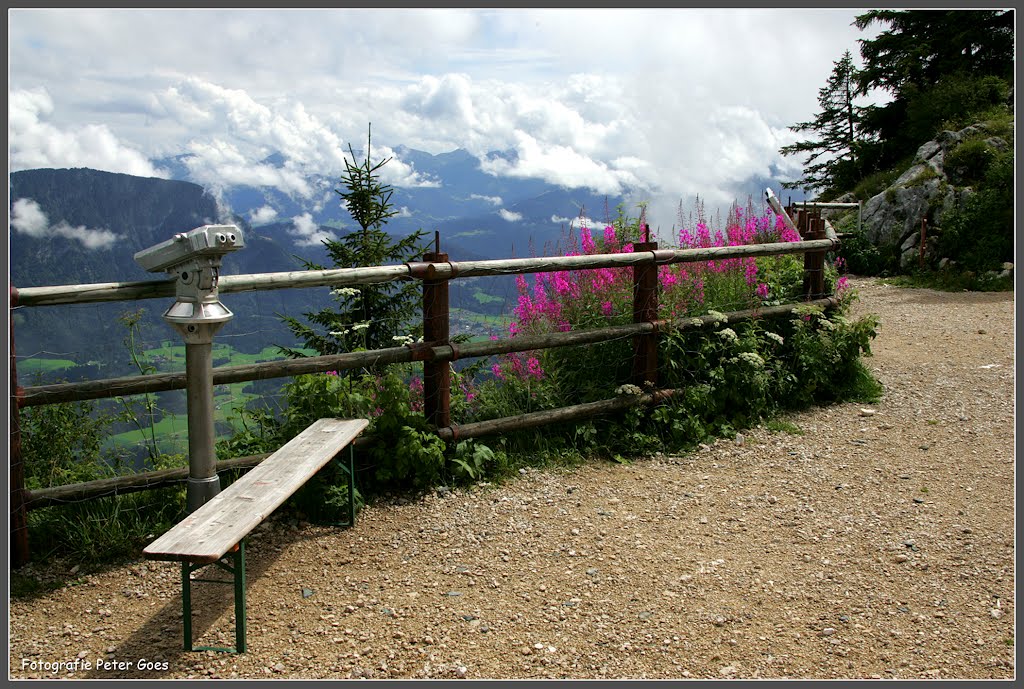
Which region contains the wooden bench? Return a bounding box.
[144,417,368,653]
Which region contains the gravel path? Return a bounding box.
[8,278,1015,680]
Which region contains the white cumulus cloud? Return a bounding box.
[250,205,279,224]
[9,88,167,178]
[10,198,118,250]
[498,209,522,222]
[290,212,337,247]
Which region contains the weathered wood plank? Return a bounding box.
[144,418,368,564]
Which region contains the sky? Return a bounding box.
[8,8,882,232]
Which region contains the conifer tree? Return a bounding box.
[280,123,429,359]
[779,50,864,194]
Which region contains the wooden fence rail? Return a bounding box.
[10,203,836,566]
[12,237,837,308]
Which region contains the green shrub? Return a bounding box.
[939,152,1013,272]
[944,138,997,187]
[852,167,902,201]
[26,485,187,564]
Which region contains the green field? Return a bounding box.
[473,289,504,305]
[17,358,78,375]
[103,379,275,457]
[453,308,512,327]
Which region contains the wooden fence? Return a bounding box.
[9,202,838,566]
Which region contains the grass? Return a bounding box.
[844,361,885,404]
[24,486,186,566]
[877,271,1013,293]
[765,419,804,435]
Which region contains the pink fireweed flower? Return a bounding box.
[552,271,575,297]
[515,274,528,293]
[836,276,850,293]
[696,222,711,247]
[325,370,339,376]
[745,261,759,286]
[601,300,614,317]
[603,225,617,249]
[526,356,544,380]
[659,266,679,288]
[491,363,505,380]
[581,225,596,254]
[756,282,770,299]
[509,321,520,337]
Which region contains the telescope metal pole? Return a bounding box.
[183,330,220,512]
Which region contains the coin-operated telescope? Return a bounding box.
[134,225,244,512]
[134,225,244,340]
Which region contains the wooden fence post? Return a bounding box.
[802,213,827,300]
[632,225,659,387]
[422,235,451,429]
[10,285,30,567]
[919,218,927,270]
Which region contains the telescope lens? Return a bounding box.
[216,233,227,244]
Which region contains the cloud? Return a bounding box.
[290,212,337,247]
[9,198,49,236]
[9,9,878,218]
[10,198,118,249]
[471,194,503,205]
[8,88,167,178]
[498,209,522,222]
[250,205,279,224]
[568,215,596,230]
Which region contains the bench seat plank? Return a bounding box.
[143,418,368,564]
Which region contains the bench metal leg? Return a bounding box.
[181,539,247,653]
[329,444,357,528]
[346,444,356,528]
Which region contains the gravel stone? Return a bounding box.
[7,279,1014,680]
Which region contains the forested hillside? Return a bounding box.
[779,9,1014,280]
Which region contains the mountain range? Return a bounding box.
[10,145,803,381]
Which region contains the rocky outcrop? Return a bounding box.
[857,124,1008,270]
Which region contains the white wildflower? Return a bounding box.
[689,317,705,328]
[352,322,370,331]
[615,384,644,396]
[331,287,360,298]
[707,310,728,324]
[766,332,784,345]
[817,318,836,331]
[715,328,738,343]
[392,335,415,346]
[738,352,765,368]
[329,329,349,337]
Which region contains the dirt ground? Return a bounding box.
[7,277,1016,680]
